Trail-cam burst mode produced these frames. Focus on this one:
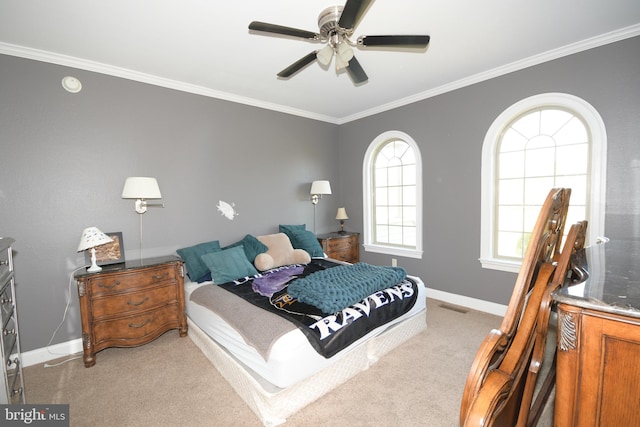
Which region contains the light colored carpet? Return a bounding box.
[24,299,554,426]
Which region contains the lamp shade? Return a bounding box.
[310,180,332,195]
[77,227,113,252]
[336,207,349,220]
[122,177,162,199]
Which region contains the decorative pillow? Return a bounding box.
[223,234,268,263]
[288,228,325,258]
[254,233,311,271]
[279,224,306,240]
[200,246,258,284]
[176,240,221,282]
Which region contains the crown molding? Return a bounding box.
[2,23,638,125]
[337,23,640,124]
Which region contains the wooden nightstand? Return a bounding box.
[317,232,360,263]
[75,255,187,367]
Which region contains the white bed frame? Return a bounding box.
[188,308,427,426]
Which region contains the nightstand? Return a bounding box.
[317,232,360,263]
[75,255,187,367]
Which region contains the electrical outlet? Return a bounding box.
[391,258,397,267]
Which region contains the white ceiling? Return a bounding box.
[1,0,639,123]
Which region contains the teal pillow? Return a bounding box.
[177,240,221,281]
[279,224,306,241]
[289,229,325,257]
[223,234,268,262]
[200,246,258,284]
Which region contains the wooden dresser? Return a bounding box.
[317,232,359,263]
[75,255,187,367]
[553,239,640,427]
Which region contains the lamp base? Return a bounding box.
[87,247,102,272]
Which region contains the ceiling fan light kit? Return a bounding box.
[248,0,430,84]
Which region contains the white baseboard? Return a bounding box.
[21,338,83,367]
[426,287,507,317]
[20,290,506,367]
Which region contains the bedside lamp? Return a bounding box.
[336,207,349,233]
[122,177,164,259]
[77,227,113,272]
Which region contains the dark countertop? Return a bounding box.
[553,239,640,318]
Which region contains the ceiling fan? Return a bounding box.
[248,0,430,84]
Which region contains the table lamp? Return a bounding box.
[77,227,113,272]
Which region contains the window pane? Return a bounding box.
[388,226,403,245]
[375,187,388,205]
[375,167,387,186]
[403,226,417,246]
[523,177,555,204]
[500,128,528,152]
[511,111,540,139]
[403,164,416,185]
[388,166,402,186]
[525,147,556,177]
[497,231,526,258]
[554,117,588,145]
[499,151,525,178]
[389,207,403,225]
[403,207,416,227]
[540,109,573,136]
[555,175,587,205]
[376,206,388,224]
[556,143,588,175]
[498,206,524,232]
[498,179,524,204]
[403,186,416,206]
[376,225,389,243]
[388,186,402,205]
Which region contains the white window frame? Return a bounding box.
[363,130,423,259]
[481,93,607,272]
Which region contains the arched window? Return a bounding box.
[481,93,607,272]
[363,131,423,259]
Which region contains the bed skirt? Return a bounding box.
[187,308,427,426]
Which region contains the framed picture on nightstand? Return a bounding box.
[85,231,125,266]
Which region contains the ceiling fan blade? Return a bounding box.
[249,21,319,40]
[338,0,374,30]
[357,35,431,48]
[277,51,319,78]
[346,55,368,84]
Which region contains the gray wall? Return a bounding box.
[0,55,339,351]
[338,35,640,303]
[1,35,639,353]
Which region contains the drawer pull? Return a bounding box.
[1,296,12,304]
[128,317,153,329]
[3,328,15,336]
[0,260,8,266]
[127,297,149,307]
[98,280,121,290]
[152,273,169,280]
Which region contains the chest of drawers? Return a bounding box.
[75,256,187,367]
[317,232,360,263]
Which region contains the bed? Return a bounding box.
[178,229,427,426]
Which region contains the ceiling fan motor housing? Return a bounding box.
[318,6,346,41]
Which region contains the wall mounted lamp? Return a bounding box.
[310,180,332,205]
[122,177,164,259]
[77,227,113,272]
[310,180,332,234]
